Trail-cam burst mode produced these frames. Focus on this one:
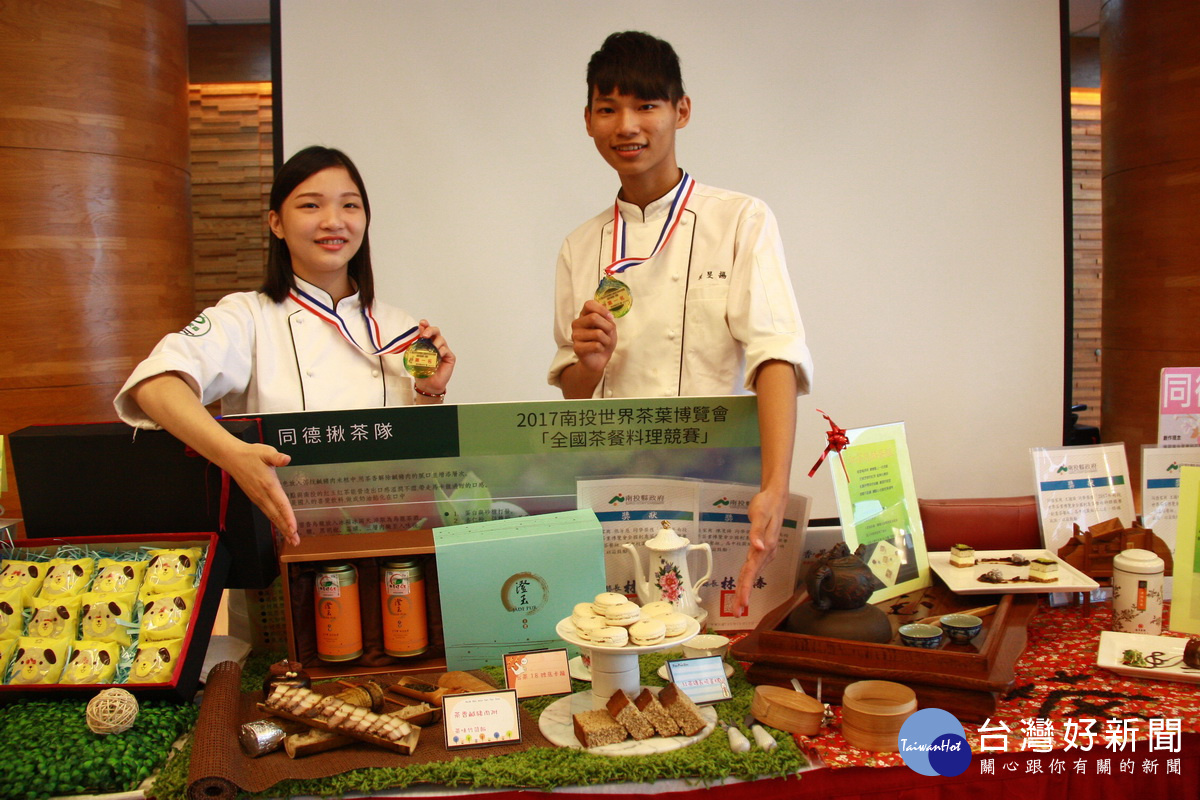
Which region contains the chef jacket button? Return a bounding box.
[293,317,302,324]
[672,273,681,281]
[680,216,690,226]
[667,331,677,340]
[306,370,314,377]
[371,370,380,378]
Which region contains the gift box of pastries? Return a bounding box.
[0,532,228,702]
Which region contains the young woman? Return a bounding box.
[115,146,455,544]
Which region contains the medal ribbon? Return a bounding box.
[604,172,696,277]
[288,286,421,356]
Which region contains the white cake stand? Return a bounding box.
[554,616,700,707]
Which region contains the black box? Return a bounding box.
[9,421,277,589]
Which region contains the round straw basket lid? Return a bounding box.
[750,685,825,736]
[839,680,917,752]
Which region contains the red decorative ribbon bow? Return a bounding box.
[808,409,850,481]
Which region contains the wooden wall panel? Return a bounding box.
[1101,1,1200,509]
[189,82,273,311]
[1070,90,1102,430]
[0,0,191,519]
[188,24,271,83]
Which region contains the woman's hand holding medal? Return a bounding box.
[409,319,455,401]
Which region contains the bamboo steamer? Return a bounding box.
[839,680,917,752]
[750,685,825,736]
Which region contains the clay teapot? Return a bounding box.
[786,543,892,643]
[805,542,884,611]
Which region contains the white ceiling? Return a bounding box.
[186,0,1102,34]
[1068,0,1100,36]
[186,0,269,25]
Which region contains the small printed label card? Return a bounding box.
[665,656,733,704]
[442,689,523,749]
[502,648,572,699]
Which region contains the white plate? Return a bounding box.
[556,616,700,655]
[657,661,734,681]
[928,549,1099,595]
[1096,631,1200,685]
[537,687,716,756]
[568,655,592,682]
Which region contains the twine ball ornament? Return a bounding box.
[86,688,139,734]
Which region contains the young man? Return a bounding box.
[548,31,813,616]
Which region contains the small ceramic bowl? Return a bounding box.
[682,633,731,659]
[898,623,943,648]
[941,613,983,644]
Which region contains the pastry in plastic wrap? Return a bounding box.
[0,589,23,641]
[79,592,138,647]
[141,548,201,595]
[8,636,69,685]
[139,589,196,641]
[27,595,83,641]
[38,558,95,599]
[131,637,183,683]
[92,558,148,594]
[59,639,121,685]
[0,638,16,675]
[0,560,48,603]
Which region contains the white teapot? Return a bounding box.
[623,520,712,621]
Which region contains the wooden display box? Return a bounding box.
[279,530,446,681]
[0,532,228,703]
[731,584,1038,723]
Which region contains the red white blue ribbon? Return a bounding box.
[288,286,420,356]
[604,172,696,276]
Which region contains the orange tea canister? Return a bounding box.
[315,563,363,662]
[381,558,428,657]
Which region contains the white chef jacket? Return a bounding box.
[115,277,418,428]
[548,178,812,399]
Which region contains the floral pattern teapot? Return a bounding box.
[623,520,712,621]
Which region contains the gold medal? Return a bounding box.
[595,275,633,318]
[403,338,441,379]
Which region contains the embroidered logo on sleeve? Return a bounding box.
[179,314,211,337]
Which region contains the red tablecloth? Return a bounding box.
[803,599,1199,769]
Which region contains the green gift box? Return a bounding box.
[433,509,606,670]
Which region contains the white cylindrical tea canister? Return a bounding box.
[1111,548,1164,635]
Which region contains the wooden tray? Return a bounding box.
[731,584,1038,723]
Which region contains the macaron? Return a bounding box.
[592,592,628,615]
[660,611,691,638]
[629,617,667,646]
[590,626,629,647]
[640,601,676,618]
[572,602,599,627]
[574,616,605,641]
[603,601,642,627]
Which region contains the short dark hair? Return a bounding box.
[261,145,375,305]
[586,31,685,107]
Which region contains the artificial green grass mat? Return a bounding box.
[0,696,197,800]
[149,650,806,798]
